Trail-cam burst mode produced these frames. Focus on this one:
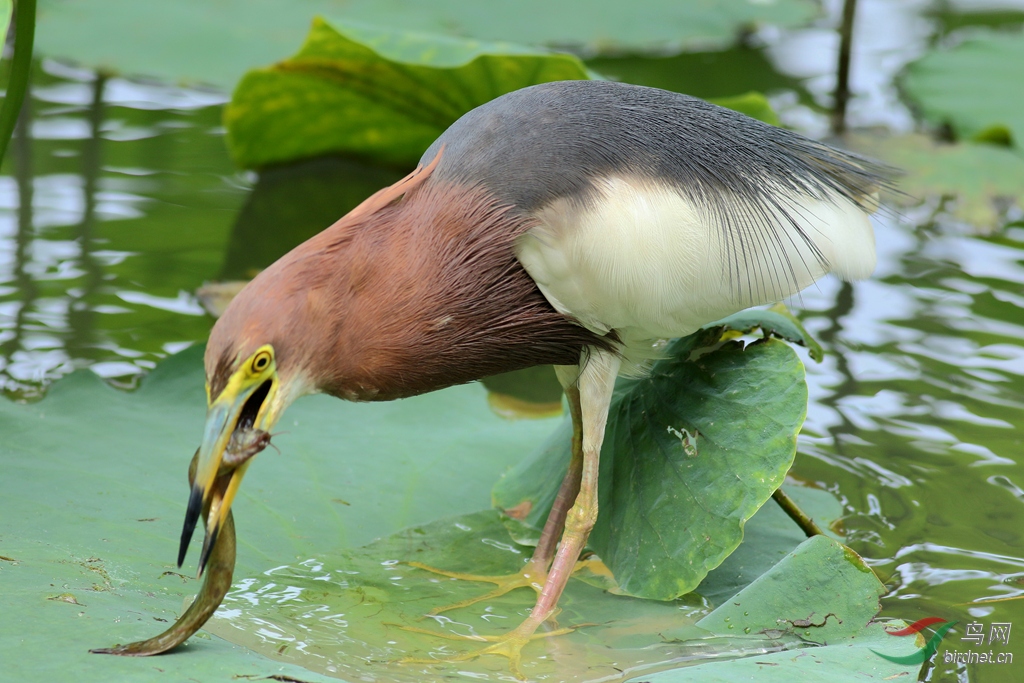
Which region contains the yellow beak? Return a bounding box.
[178,360,280,577]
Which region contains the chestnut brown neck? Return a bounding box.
[319,180,613,400]
[210,178,611,403]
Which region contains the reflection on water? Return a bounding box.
[790,219,1024,682]
[0,62,414,398]
[0,61,246,397]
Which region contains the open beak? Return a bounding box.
[178,368,279,577]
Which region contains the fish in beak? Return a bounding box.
[178,345,281,576]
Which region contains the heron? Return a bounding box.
[177,79,885,673]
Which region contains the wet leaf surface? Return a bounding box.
[0,346,563,681]
[205,510,724,682]
[204,511,907,683]
[0,339,907,681]
[90,450,240,657]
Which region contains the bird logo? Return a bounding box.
[872,617,957,664]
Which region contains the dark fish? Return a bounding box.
[90,449,236,656]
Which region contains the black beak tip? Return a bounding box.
[178,485,204,568]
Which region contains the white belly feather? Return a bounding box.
[516,175,876,354]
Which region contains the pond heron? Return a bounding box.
[178,80,885,674]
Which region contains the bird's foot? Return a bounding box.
[406,557,549,614]
[399,613,572,681]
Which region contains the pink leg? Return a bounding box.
[518,349,620,628]
[406,369,584,615]
[401,349,621,680]
[529,374,584,570]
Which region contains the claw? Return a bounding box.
[402,558,596,678]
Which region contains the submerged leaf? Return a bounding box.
[903,30,1024,149]
[2,342,904,681]
[849,132,1024,232]
[494,331,807,600]
[0,346,563,681]
[204,510,724,681]
[201,509,904,683]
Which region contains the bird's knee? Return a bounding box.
[565,499,597,535]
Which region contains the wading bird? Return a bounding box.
[178,80,885,674]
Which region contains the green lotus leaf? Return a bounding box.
[223,18,788,170]
[224,19,592,168]
[494,331,808,600]
[2,340,908,681]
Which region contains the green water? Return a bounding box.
[797,224,1024,683]
[3,20,1024,683]
[0,63,245,395]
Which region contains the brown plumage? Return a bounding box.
[206,156,610,403]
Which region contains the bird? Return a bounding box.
[177,79,886,673]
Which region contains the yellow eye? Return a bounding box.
[251,350,272,373]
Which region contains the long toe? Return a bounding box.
[407,559,548,614]
[399,619,575,681]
